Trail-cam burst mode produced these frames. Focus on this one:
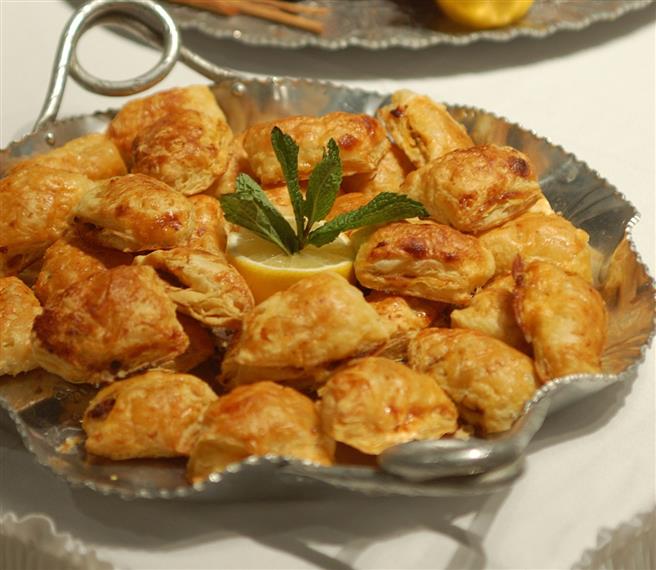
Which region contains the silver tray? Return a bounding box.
[0,0,654,501]
[163,0,653,50]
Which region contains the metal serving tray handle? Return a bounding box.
[2,0,654,499]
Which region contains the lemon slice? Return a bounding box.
[226,228,355,303]
[436,0,533,29]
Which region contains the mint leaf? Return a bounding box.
[271,127,305,241]
[220,193,295,255]
[307,192,428,247]
[304,138,342,235]
[221,173,300,254]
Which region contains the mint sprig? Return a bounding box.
[219,127,428,254]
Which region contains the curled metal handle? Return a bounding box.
[33,0,180,132]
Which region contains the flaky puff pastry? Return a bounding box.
[326,192,371,221]
[513,261,608,383]
[478,212,592,282]
[73,174,195,252]
[131,109,233,196]
[401,145,543,233]
[341,142,414,196]
[9,133,126,181]
[451,274,530,353]
[220,273,390,388]
[242,112,388,185]
[188,195,227,254]
[0,277,41,376]
[134,247,254,330]
[107,84,226,165]
[408,328,538,434]
[378,90,473,168]
[83,370,217,460]
[0,166,92,277]
[187,381,334,482]
[34,237,132,304]
[163,315,215,373]
[354,221,495,305]
[366,292,441,359]
[319,357,458,455]
[32,265,189,384]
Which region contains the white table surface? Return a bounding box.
[1,1,655,569]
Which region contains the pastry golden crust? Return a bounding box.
[107,84,226,165]
[378,89,473,167]
[366,292,440,359]
[319,357,458,455]
[83,370,217,460]
[187,381,334,482]
[0,277,42,376]
[478,212,592,281]
[326,192,371,221]
[341,142,414,196]
[205,133,252,197]
[73,174,195,252]
[32,265,188,384]
[242,112,388,185]
[134,247,254,330]
[450,274,530,353]
[164,315,215,373]
[354,221,495,305]
[131,109,233,196]
[513,260,608,382]
[9,133,126,181]
[401,145,543,233]
[0,166,92,276]
[188,195,227,254]
[34,237,132,304]
[220,273,390,388]
[408,328,538,434]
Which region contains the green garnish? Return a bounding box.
[219,126,428,254]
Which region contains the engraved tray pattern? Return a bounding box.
[162,0,653,50]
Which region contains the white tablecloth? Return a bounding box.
[1,2,654,569]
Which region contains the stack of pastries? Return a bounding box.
[0,85,608,483]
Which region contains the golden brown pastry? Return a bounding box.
[326,192,371,221]
[131,109,233,196]
[205,133,252,197]
[0,166,92,276]
[319,357,458,455]
[354,221,495,305]
[0,277,42,376]
[513,260,608,382]
[107,84,225,165]
[408,328,538,434]
[366,292,441,359]
[9,133,126,180]
[134,247,254,330]
[34,237,131,304]
[401,145,543,233]
[164,314,216,373]
[450,274,530,353]
[187,381,334,482]
[377,89,473,167]
[73,174,195,252]
[188,195,227,254]
[341,142,414,196]
[220,273,390,388]
[478,211,592,281]
[262,184,298,218]
[242,112,388,185]
[32,265,188,384]
[83,370,217,460]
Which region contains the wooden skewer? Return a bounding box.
[250,0,330,16]
[172,0,326,34]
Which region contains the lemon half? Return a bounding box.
[437,0,533,29]
[227,228,355,303]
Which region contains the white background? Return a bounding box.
[1,1,654,569]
